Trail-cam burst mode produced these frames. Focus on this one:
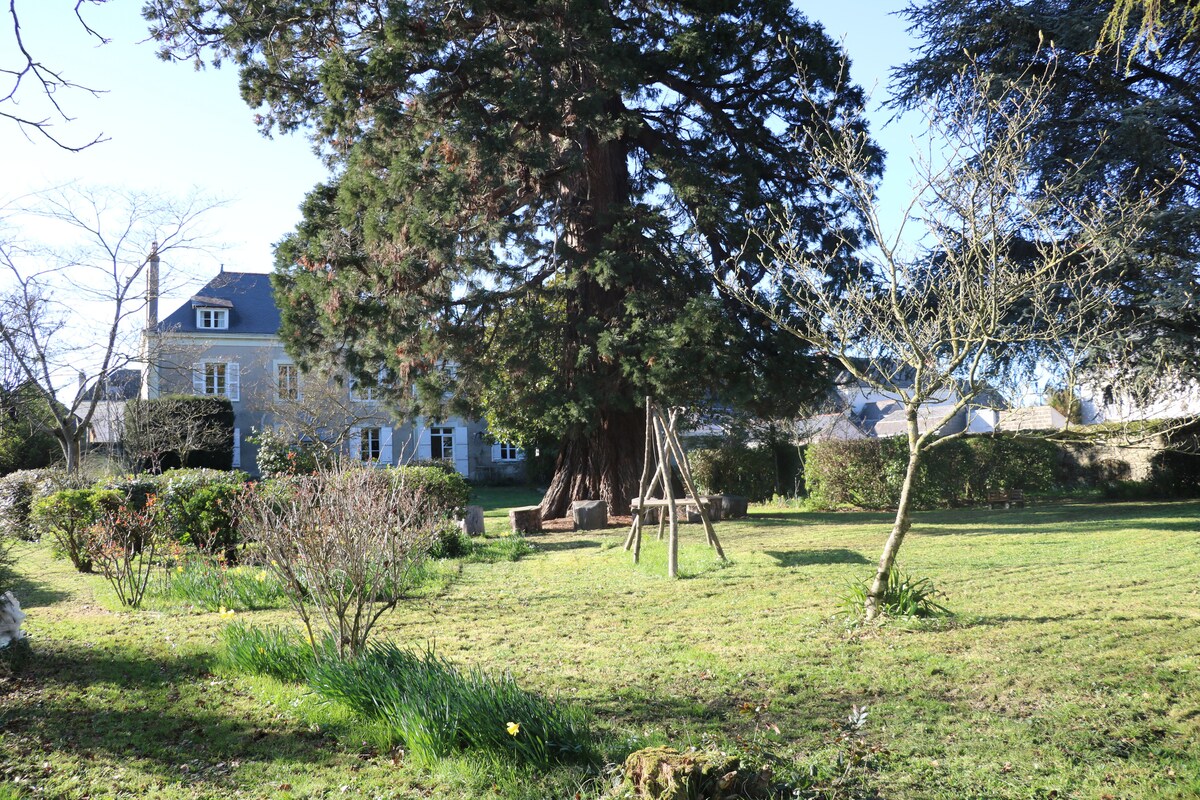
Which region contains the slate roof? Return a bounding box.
[158,271,280,335]
[88,368,142,401]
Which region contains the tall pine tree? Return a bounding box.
[146,0,878,515]
[892,0,1200,381]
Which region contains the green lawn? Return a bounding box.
[2,496,1199,799]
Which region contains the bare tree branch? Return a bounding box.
[0,186,221,471]
[1,0,110,150]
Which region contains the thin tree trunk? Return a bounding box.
[865,422,923,621]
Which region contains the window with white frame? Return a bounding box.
[430,426,454,461]
[196,308,229,329]
[492,442,524,462]
[358,426,382,461]
[192,361,240,401]
[276,362,299,401]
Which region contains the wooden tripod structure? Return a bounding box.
[623,397,727,577]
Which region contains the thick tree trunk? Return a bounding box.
[539,407,644,519]
[865,431,923,622]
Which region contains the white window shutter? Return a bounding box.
[453,425,469,477]
[491,443,502,462]
[232,427,241,468]
[348,426,362,462]
[192,363,205,395]
[417,423,432,461]
[227,362,240,402]
[380,427,393,465]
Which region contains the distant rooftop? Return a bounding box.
[158,272,280,335]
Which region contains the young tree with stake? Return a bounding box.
[732,62,1160,621]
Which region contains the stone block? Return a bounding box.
[509,505,542,534]
[720,494,749,519]
[684,495,722,523]
[571,499,608,530]
[458,505,485,536]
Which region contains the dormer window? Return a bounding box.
[196,308,229,329]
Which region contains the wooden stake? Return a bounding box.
[661,415,726,560]
[656,411,680,578]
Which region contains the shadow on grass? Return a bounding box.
[30,640,217,689]
[2,703,336,789]
[536,539,603,553]
[888,501,1200,537]
[765,549,872,568]
[1,646,338,791]
[4,570,71,608]
[747,511,895,527]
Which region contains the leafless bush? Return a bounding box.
[86,496,164,609]
[235,466,442,659]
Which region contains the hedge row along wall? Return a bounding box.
[804,435,1061,510]
[803,431,1200,510]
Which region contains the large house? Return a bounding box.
[143,269,525,479]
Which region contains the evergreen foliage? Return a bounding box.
[688,445,777,502]
[0,382,62,474]
[145,0,880,515]
[892,0,1200,378]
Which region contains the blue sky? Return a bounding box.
[0,1,923,309]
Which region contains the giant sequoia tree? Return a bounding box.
[893,0,1200,378]
[145,1,876,516]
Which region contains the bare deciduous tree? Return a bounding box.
[0,186,218,472]
[121,395,231,473]
[730,62,1162,620]
[257,360,404,462]
[1,0,110,150]
[235,466,442,660]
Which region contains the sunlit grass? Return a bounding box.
[2,498,1199,798]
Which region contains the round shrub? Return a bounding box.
[157,468,250,557]
[386,465,470,519]
[32,488,122,572]
[250,427,324,478]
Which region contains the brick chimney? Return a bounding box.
[147,241,160,330]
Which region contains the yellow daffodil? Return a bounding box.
[175,566,184,574]
[506,722,520,737]
[219,606,235,618]
[256,570,269,582]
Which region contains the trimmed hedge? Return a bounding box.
[804,435,1061,510]
[689,445,776,502]
[30,470,253,562]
